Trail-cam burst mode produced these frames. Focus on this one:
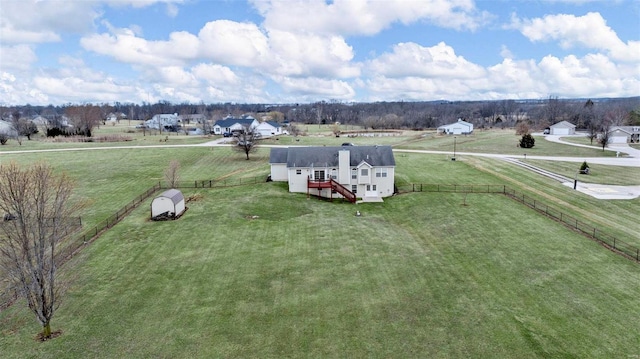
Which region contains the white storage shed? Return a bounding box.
[151,189,185,220]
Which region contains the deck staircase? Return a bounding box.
[307,178,357,203]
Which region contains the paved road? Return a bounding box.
[544,133,640,159]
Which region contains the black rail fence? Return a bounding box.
[1,176,269,311]
[399,183,640,263]
[2,179,636,311]
[174,175,268,189]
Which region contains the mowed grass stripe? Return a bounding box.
[2,184,638,358]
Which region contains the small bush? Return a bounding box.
[580,161,590,174]
[519,134,535,148]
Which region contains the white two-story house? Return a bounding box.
[270,145,396,203]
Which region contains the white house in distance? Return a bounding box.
[549,120,576,135]
[437,119,473,135]
[151,189,186,220]
[146,113,180,130]
[607,126,640,144]
[212,115,259,135]
[256,121,284,138]
[270,145,396,203]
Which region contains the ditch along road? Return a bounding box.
[1,136,639,199]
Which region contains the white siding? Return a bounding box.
[270,164,288,181]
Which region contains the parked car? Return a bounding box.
[223,132,232,137]
[543,128,550,135]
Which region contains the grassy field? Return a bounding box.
[1,183,639,358]
[0,129,639,358]
[0,123,618,158]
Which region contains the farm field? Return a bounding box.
[0,132,639,358]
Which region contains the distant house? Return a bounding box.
[256,121,284,138]
[549,121,576,136]
[180,114,206,124]
[270,145,396,203]
[151,189,186,220]
[437,119,473,135]
[31,115,49,126]
[106,112,128,123]
[146,113,180,130]
[608,126,640,144]
[212,115,259,135]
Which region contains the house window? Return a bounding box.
[351,185,357,194]
[376,168,387,178]
[361,168,368,176]
[314,170,325,181]
[331,169,337,180]
[296,169,302,175]
[366,185,377,191]
[351,168,357,179]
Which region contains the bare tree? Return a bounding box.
[233,125,260,160]
[164,160,181,188]
[0,162,79,340]
[65,104,102,137]
[544,96,566,124]
[598,122,611,151]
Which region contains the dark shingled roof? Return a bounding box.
[270,146,395,168]
[269,147,289,164]
[213,118,255,128]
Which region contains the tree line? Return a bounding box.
[1,97,639,143]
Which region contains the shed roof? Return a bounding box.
[271,145,395,168]
[157,189,184,204]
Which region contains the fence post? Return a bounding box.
[613,238,616,249]
[593,228,596,238]
[420,184,423,192]
[637,249,639,261]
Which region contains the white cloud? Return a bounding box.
[510,12,640,62]
[278,76,356,99]
[364,48,640,102]
[367,42,485,79]
[0,45,38,71]
[197,20,270,67]
[166,3,179,17]
[0,1,98,43]
[252,0,492,35]
[0,72,50,105]
[267,30,360,78]
[191,63,240,85]
[80,28,200,66]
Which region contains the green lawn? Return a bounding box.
[1,134,639,358]
[1,184,639,358]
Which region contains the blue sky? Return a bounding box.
[0,0,638,105]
